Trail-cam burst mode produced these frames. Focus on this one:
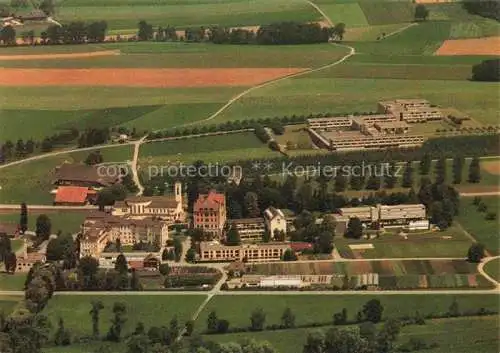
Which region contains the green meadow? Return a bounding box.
[43,294,206,337]
[207,316,499,353]
[457,196,500,255]
[197,294,500,331]
[55,0,319,30]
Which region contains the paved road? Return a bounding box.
[460,191,500,197]
[478,255,500,288]
[131,136,147,195]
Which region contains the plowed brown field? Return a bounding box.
[435,37,500,56]
[0,67,306,87]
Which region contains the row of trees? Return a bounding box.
[0,21,108,47]
[463,0,500,21]
[137,21,347,44]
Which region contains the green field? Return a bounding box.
[213,77,499,126]
[336,227,473,259]
[0,42,349,68]
[0,211,87,234]
[483,258,500,283]
[457,196,499,255]
[0,146,132,204]
[54,0,319,31]
[207,315,499,353]
[139,132,279,168]
[0,296,21,316]
[0,273,26,291]
[43,294,206,337]
[197,294,500,331]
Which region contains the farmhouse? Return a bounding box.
[79,212,169,259]
[53,186,97,206]
[51,163,120,205]
[53,163,119,189]
[332,203,428,234]
[112,181,185,222]
[199,241,290,263]
[193,190,227,237]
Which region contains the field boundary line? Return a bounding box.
[382,22,418,40]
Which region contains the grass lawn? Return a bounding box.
[483,258,500,283]
[315,1,369,27]
[0,296,21,315]
[0,211,88,234]
[197,294,500,332]
[139,132,279,169]
[43,294,206,338]
[56,0,319,31]
[457,196,499,255]
[206,315,499,353]
[357,1,415,25]
[335,225,473,259]
[0,273,26,291]
[274,124,313,150]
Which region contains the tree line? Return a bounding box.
[0,21,108,46]
[137,20,347,44]
[472,59,499,82]
[463,0,500,21]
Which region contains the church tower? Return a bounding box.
[174,181,182,204]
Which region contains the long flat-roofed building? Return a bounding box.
[378,99,443,123]
[199,242,290,263]
[307,116,352,130]
[227,218,266,242]
[332,204,428,233]
[328,134,424,151]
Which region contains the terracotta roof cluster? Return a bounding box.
[82,214,165,241]
[54,186,96,204]
[194,190,225,211]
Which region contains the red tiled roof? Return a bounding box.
[128,260,144,270]
[55,186,95,204]
[194,190,225,211]
[290,242,313,252]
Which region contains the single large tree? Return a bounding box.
[362,299,384,323]
[225,225,241,246]
[281,307,295,329]
[468,157,481,183]
[244,191,260,218]
[35,214,51,240]
[346,217,363,239]
[90,300,104,338]
[20,202,28,234]
[467,243,485,263]
[115,253,128,274]
[415,4,430,21]
[250,308,266,331]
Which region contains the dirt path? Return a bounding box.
[0,50,120,61]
